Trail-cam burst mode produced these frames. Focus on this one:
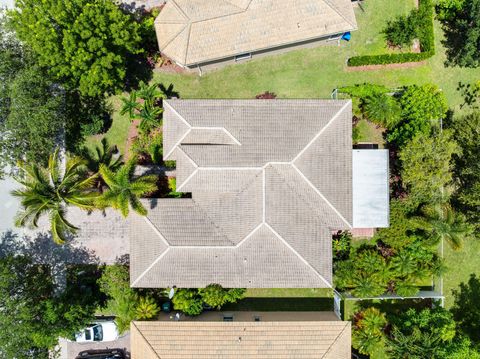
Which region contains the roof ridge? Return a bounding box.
[267,164,332,225]
[292,163,352,228]
[322,322,350,358]
[158,23,189,54]
[264,223,332,287]
[170,0,191,21]
[321,0,357,28]
[191,198,237,246]
[223,0,253,11]
[131,322,162,359]
[292,101,350,163]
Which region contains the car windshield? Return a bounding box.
[93,325,103,341]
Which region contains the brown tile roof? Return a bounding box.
[154,0,357,66]
[131,319,351,359]
[130,100,353,289]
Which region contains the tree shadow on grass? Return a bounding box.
[451,274,480,343]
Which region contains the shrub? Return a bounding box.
[334,235,443,297]
[348,0,435,66]
[80,115,106,137]
[383,12,420,48]
[131,131,163,164]
[199,285,246,309]
[172,289,204,316]
[339,84,389,98]
[135,296,160,320]
[98,265,138,334]
[255,91,277,99]
[352,308,387,355]
[167,178,183,198]
[388,84,448,147]
[172,285,246,315]
[332,231,351,261]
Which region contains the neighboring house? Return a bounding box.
[131,311,351,358]
[130,99,389,289]
[154,0,357,71]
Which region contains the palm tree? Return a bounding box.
[364,93,401,128]
[11,149,99,244]
[135,296,160,320]
[81,138,123,175]
[80,138,123,191]
[120,91,140,118]
[412,203,474,250]
[137,81,163,106]
[136,103,162,133]
[97,158,158,217]
[353,307,387,355]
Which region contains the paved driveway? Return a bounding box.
[58,333,130,359]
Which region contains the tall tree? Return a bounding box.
[437,0,480,68]
[387,307,457,358]
[352,308,387,356]
[399,131,460,204]
[411,203,474,250]
[10,0,142,96]
[12,149,99,243]
[448,112,480,228]
[0,255,94,357]
[97,158,157,217]
[80,138,122,178]
[363,93,402,128]
[388,85,448,146]
[1,66,65,170]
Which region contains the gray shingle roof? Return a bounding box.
[154,0,357,66]
[130,100,352,288]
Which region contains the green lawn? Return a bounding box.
[443,239,480,308]
[246,288,332,298]
[355,119,386,146]
[90,0,480,307]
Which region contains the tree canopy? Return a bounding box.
[437,0,480,68]
[388,85,448,146]
[448,112,480,228]
[399,131,460,204]
[0,255,95,357]
[387,307,456,358]
[10,0,142,96]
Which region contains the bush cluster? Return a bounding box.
[348,0,435,66]
[172,285,246,316]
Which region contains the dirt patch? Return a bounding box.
[153,56,186,74]
[125,119,140,160]
[411,39,421,53]
[346,60,427,72]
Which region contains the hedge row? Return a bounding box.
[347,0,435,67]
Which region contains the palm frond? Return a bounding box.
[129,195,148,216]
[99,164,118,189]
[48,148,62,185]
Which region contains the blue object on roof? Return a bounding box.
[341,32,351,41]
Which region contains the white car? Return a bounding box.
[75,321,119,343]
